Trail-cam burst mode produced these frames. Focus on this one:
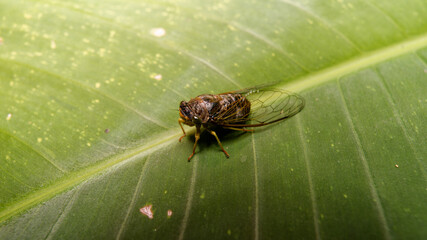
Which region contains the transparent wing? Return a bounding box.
[213,86,305,127]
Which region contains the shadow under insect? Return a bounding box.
[186,126,250,156]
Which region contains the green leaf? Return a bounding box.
[1,0,426,239]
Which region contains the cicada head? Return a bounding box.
[179,101,198,126]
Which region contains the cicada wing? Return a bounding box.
[217,83,276,95]
[209,94,252,124]
[216,88,305,127]
[248,89,305,126]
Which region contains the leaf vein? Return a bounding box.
[45,186,82,240]
[251,133,259,240]
[279,0,362,52]
[116,155,152,240]
[296,116,321,240]
[0,128,65,173]
[0,58,170,129]
[9,1,241,92]
[414,51,427,65]
[373,68,427,180]
[178,156,199,240]
[362,0,405,33]
[182,52,242,88]
[337,80,392,240]
[230,21,311,72]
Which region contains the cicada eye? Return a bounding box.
[179,101,192,118]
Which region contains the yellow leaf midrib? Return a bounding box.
[283,33,427,92]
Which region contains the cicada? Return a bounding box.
[178,85,305,161]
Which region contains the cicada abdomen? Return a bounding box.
[178,85,305,161]
[209,93,251,125]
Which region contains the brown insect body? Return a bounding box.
[179,86,305,161]
[179,93,251,127]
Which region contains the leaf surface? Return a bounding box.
[0,0,426,239]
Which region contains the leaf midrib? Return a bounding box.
[1,30,427,224]
[283,32,427,92]
[0,130,184,222]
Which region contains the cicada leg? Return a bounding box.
[206,129,230,158]
[188,124,201,162]
[178,118,186,142]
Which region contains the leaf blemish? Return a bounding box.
[150,28,166,37]
[50,40,56,49]
[150,73,162,81]
[140,205,154,219]
[108,30,115,42]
